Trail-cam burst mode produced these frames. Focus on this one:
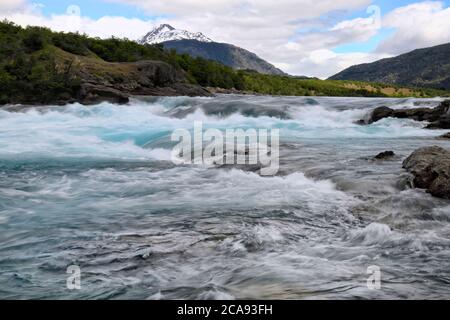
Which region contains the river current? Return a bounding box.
[1,95,449,299]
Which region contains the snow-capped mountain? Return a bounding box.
[139,24,212,45]
[138,24,285,76]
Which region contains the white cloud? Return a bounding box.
[291,50,390,78]
[0,1,155,39]
[0,0,25,11]
[2,10,155,39]
[377,1,450,54]
[106,0,370,20]
[224,10,384,78]
[103,0,373,49]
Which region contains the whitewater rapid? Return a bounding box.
[0,95,450,299]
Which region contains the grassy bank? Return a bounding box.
[240,73,450,98]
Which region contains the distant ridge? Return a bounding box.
[329,43,450,90]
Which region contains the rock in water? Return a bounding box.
[374,151,395,160]
[438,132,450,140]
[426,114,450,129]
[367,106,394,124]
[403,146,450,199]
[363,100,450,126]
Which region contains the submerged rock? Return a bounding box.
[426,114,450,129]
[438,132,450,140]
[403,146,450,199]
[166,100,292,119]
[361,100,450,126]
[374,151,395,160]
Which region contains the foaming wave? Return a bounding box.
[287,102,447,138]
[347,223,394,246]
[69,167,356,214]
[387,97,443,109]
[0,97,447,163]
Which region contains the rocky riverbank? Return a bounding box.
[61,58,212,105]
[359,100,450,199]
[0,46,212,107]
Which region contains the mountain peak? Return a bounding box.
[156,24,175,32]
[139,24,212,45]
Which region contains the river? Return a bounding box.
[1,95,449,299]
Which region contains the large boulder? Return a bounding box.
[403,146,450,199]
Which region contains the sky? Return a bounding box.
[0,0,449,78]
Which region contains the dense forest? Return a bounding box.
[0,20,448,105]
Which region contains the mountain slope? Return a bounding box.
[139,24,285,76]
[163,39,286,76]
[329,43,450,90]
